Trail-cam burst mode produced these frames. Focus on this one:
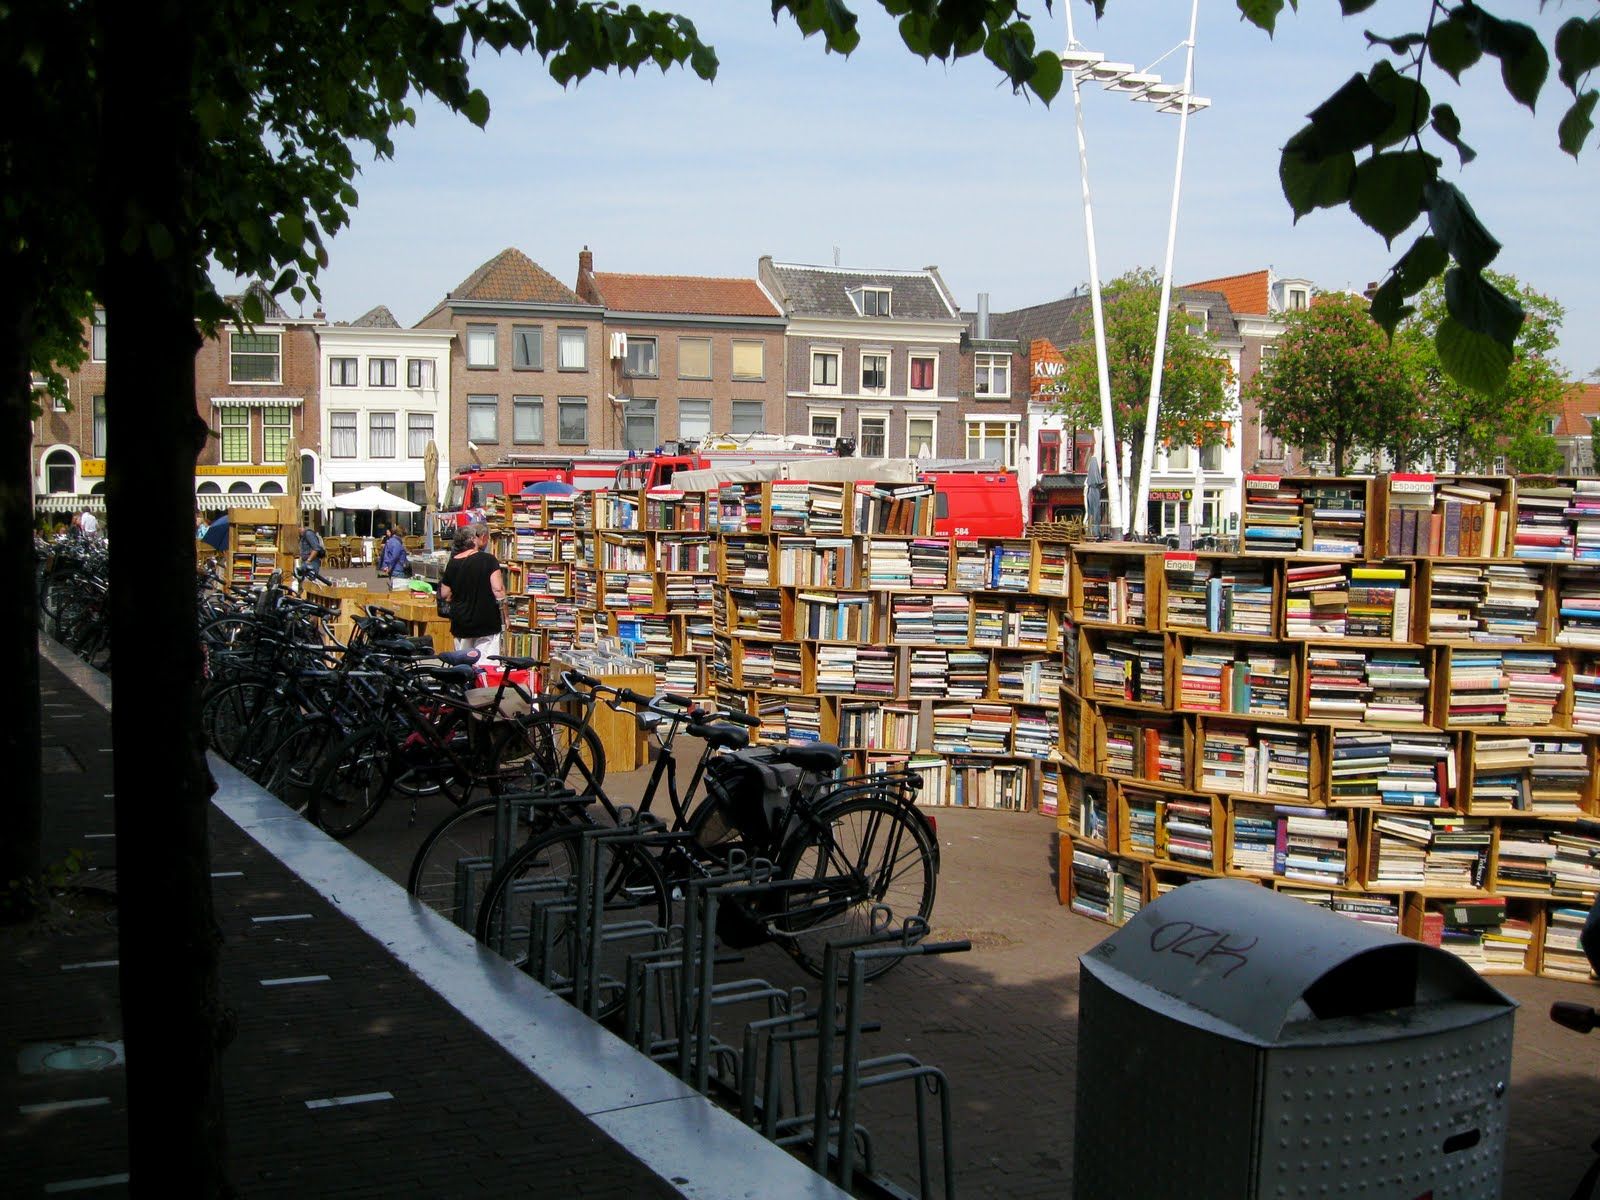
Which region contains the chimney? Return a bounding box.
[577,246,596,302]
[977,293,990,341]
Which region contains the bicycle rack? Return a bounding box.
[571,820,678,1019]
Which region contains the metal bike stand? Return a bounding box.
[739,986,810,1128]
[573,821,678,1019]
[838,926,971,1200]
[457,786,576,933]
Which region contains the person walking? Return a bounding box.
[299,522,325,567]
[377,524,410,582]
[79,509,100,537]
[439,523,505,659]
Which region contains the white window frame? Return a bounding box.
[906,413,937,459]
[557,328,588,371]
[678,337,712,380]
[407,358,436,389]
[908,352,938,396]
[219,406,251,463]
[973,352,1010,398]
[368,357,397,388]
[369,411,396,458]
[1200,441,1225,472]
[261,406,291,463]
[678,398,712,443]
[229,330,281,385]
[855,287,891,317]
[91,310,107,362]
[92,394,107,458]
[1286,287,1310,311]
[466,324,497,369]
[1166,443,1193,471]
[329,357,358,387]
[809,408,842,442]
[1181,305,1208,333]
[467,394,498,443]
[811,349,841,393]
[329,410,357,459]
[858,411,888,459]
[513,395,545,445]
[859,351,889,395]
[964,418,1019,470]
[407,412,432,458]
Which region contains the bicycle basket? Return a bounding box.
[697,750,801,850]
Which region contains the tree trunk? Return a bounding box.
[98,1,231,1194]
[0,281,43,905]
[1333,434,1346,476]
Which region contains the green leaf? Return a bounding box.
[1279,136,1355,219]
[1429,104,1476,165]
[1559,90,1598,157]
[1367,60,1429,149]
[1555,17,1600,93]
[1424,181,1501,272]
[241,290,265,327]
[1302,72,1396,156]
[1428,13,1481,83]
[1391,233,1448,294]
[1435,315,1512,393]
[1365,30,1425,56]
[1341,0,1379,13]
[1368,276,1414,333]
[461,88,490,128]
[1443,267,1526,346]
[1350,150,1435,243]
[276,211,304,248]
[1470,11,1548,110]
[1237,0,1285,34]
[1029,50,1063,105]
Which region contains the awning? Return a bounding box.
[1035,474,1085,491]
[35,495,106,513]
[210,397,304,408]
[194,492,320,512]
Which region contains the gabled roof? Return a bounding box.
[989,286,1239,348]
[1554,382,1600,437]
[349,304,401,328]
[762,261,959,322]
[225,280,293,323]
[1183,269,1269,316]
[589,272,780,318]
[447,248,584,305]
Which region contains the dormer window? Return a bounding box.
[853,287,891,317]
[1181,305,1207,333]
[1286,287,1309,311]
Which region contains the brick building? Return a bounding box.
[416,248,605,467]
[574,249,786,450]
[32,309,107,504]
[757,258,967,459]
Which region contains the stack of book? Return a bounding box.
[808,484,845,535]
[661,657,699,696]
[1161,796,1215,868]
[726,537,771,585]
[1529,736,1590,816]
[797,592,870,641]
[1573,660,1600,731]
[949,650,991,699]
[1242,476,1305,550]
[909,538,951,588]
[1038,765,1061,817]
[855,646,897,697]
[1364,651,1430,722]
[1013,707,1057,758]
[729,588,782,637]
[1427,562,1544,641]
[768,481,811,533]
[1425,817,1492,889]
[1446,650,1508,724]
[739,643,774,688]
[1550,827,1600,897]
[1305,648,1372,719]
[1069,847,1140,925]
[1571,481,1600,560]
[1229,802,1277,874]
[1091,635,1166,705]
[996,653,1063,703]
[1164,559,1276,635]
[1104,718,1186,785]
[1542,908,1596,981]
[1467,736,1535,813]
[814,645,863,694]
[1180,642,1292,717]
[866,539,913,589]
[1276,804,1351,886]
[954,544,988,591]
[1369,813,1431,886]
[1078,559,1147,625]
[931,703,974,753]
[988,541,1033,591]
[1494,826,1558,895]
[1300,483,1369,556]
[1555,568,1600,645]
[907,649,948,698]
[1284,562,1349,636]
[1502,649,1563,725]
[1121,789,1158,856]
[1514,483,1577,560]
[771,643,804,691]
[969,703,1015,755]
[1036,544,1069,596]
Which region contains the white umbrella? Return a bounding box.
[332,484,420,513]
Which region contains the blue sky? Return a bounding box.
[226,1,1595,375]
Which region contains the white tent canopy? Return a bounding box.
[672,457,921,492]
[331,485,420,514]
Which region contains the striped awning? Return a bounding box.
[36,495,106,514]
[210,397,304,408]
[195,491,321,512]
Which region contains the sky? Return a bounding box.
[217,1,1597,376]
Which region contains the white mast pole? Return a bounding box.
[1065,3,1124,536]
[1132,0,1201,537]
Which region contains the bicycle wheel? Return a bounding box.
[475,824,668,1020]
[201,677,272,763]
[491,710,606,797]
[308,725,393,839]
[258,717,343,814]
[776,794,938,981]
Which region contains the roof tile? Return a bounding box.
[1555,382,1600,436]
[590,272,779,317]
[1183,269,1269,315]
[448,248,584,305]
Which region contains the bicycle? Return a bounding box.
[469,675,940,1017]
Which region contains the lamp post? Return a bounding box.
[1060,1,1209,538]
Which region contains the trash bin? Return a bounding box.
[1073,878,1516,1200]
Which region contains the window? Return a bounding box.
[1492,455,1507,474]
[1259,344,1279,366]
[558,397,587,444]
[512,325,543,370]
[1182,305,1208,333]
[1149,499,1182,535]
[965,420,1019,469]
[1037,430,1061,474]
[811,350,840,390]
[368,357,397,387]
[557,328,587,370]
[1287,287,1309,311]
[407,413,432,458]
[92,395,107,458]
[407,358,436,389]
[1199,488,1223,532]
[44,450,75,494]
[1200,442,1224,471]
[91,311,107,362]
[860,353,887,393]
[731,400,764,435]
[731,340,764,380]
[907,416,936,459]
[857,287,891,316]
[263,407,291,462]
[909,353,936,394]
[229,331,281,383]
[624,398,658,451]
[329,411,357,458]
[1546,415,1561,435]
[329,357,358,386]
[810,412,840,441]
[369,412,396,458]
[513,396,545,444]
[466,325,497,368]
[974,353,1010,398]
[467,395,498,443]
[1258,428,1284,461]
[220,406,250,462]
[678,399,711,443]
[53,388,66,413]
[624,336,658,378]
[228,481,252,495]
[1167,444,1193,471]
[859,414,887,458]
[678,338,712,380]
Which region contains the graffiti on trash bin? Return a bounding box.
[1147,921,1257,979]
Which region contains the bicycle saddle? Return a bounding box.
[437,649,479,666]
[690,722,749,751]
[769,743,844,773]
[491,655,541,671]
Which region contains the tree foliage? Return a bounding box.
[1394,272,1568,471]
[1247,292,1419,474]
[1088,0,1599,393]
[1047,268,1235,507]
[1506,428,1564,475]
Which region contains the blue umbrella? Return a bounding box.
[201,512,230,550]
[521,479,576,496]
